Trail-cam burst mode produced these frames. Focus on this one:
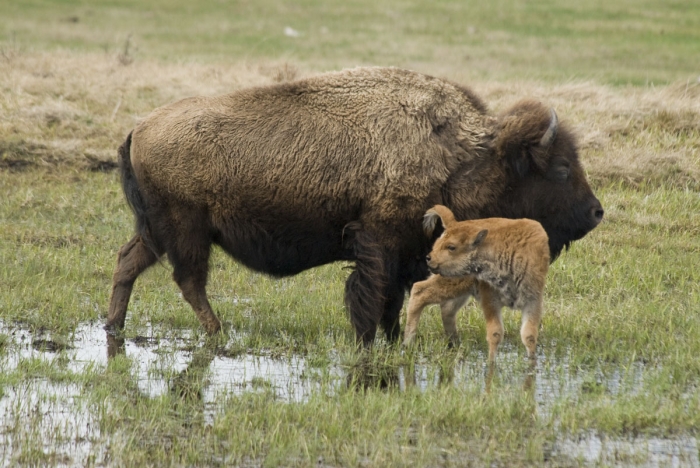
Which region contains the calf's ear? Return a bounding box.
[495,101,558,178]
[423,205,456,235]
[472,229,488,246]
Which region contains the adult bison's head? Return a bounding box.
[492,100,604,260]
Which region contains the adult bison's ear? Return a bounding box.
[423,205,456,236]
[495,100,558,178]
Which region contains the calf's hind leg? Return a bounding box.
[106,234,161,332]
[520,297,543,360]
[403,278,436,346]
[478,283,504,362]
[440,295,470,347]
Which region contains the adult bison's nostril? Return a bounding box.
[589,199,604,226]
[592,206,604,224]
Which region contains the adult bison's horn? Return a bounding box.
[539,108,558,148]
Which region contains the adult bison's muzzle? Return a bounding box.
[539,194,604,261]
[105,67,603,346]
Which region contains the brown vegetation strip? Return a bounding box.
[1,51,698,187]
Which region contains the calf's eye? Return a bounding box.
[447,245,456,251]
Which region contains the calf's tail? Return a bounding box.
[118,131,158,255]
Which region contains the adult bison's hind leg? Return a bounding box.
[167,219,221,336]
[106,234,161,332]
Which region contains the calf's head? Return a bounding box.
[491,101,604,260]
[423,205,489,277]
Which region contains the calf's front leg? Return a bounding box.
[403,278,437,345]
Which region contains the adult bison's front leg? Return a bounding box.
[380,283,404,343]
[343,228,387,346]
[345,269,381,346]
[379,258,405,343]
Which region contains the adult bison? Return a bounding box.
[106,67,603,345]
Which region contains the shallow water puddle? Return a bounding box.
[0,320,697,466]
[0,321,345,464]
[550,432,699,467]
[207,353,343,402]
[0,381,106,466]
[0,321,343,403]
[399,342,646,417]
[1,321,645,409]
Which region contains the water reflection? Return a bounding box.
[0,320,696,467]
[105,324,345,404]
[0,320,648,410]
[0,381,106,466]
[550,432,699,467]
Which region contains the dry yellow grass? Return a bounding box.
[0,50,302,170]
[1,50,698,187]
[475,79,700,189]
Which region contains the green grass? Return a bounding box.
[1,171,700,466]
[2,0,699,84]
[2,0,700,466]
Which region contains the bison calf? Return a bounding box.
[403,205,550,361]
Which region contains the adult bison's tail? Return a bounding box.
[118,132,158,255]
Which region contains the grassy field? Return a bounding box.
[2,0,700,84]
[2,0,700,466]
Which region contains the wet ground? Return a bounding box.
[0,320,697,467]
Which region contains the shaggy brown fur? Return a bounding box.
[106,67,602,344]
[403,206,550,360]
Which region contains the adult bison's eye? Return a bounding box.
[554,165,570,181]
[447,245,456,251]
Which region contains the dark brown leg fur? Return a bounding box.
[380,276,404,343]
[344,229,387,347]
[173,270,221,335]
[167,217,221,335]
[345,269,381,346]
[105,235,160,332]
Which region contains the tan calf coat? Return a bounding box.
[403,205,550,360]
